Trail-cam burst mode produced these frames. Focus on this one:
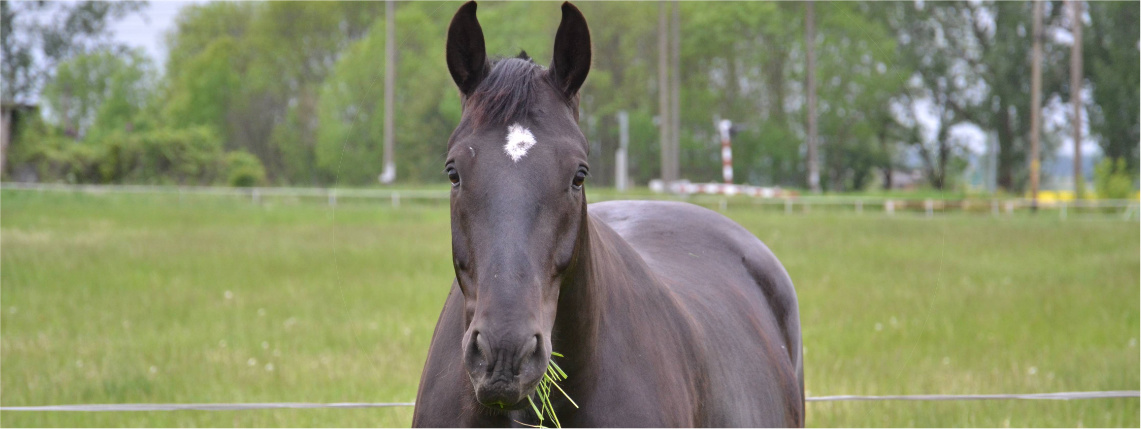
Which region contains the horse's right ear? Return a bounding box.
[446,1,489,96]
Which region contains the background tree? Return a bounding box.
[40,48,157,140]
[5,0,1137,194]
[1083,1,1140,176]
[1,0,146,104]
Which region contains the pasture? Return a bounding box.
[1,190,1137,427]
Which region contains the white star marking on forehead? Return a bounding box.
[504,123,536,162]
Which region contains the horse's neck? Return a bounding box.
[552,213,653,376]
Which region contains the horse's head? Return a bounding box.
[443,1,591,410]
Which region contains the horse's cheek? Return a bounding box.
[542,284,560,329]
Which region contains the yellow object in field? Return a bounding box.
[1035,190,1072,203]
[1030,190,1141,201]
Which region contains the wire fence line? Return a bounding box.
[2,391,1136,412]
[804,390,1140,402]
[0,403,415,412]
[3,182,1137,220]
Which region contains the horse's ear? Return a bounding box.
[446,1,489,96]
[550,2,591,98]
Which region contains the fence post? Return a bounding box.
[1005,201,1015,216]
[252,188,260,205]
[785,198,792,215]
[391,192,400,208]
[885,199,894,216]
[856,199,863,214]
[328,189,337,207]
[719,198,727,212]
[925,199,933,218]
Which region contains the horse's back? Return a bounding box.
[590,200,804,426]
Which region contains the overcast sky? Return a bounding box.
[109,0,200,70]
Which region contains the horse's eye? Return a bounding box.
[572,170,587,189]
[446,167,460,186]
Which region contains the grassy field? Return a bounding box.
[1,189,1137,427]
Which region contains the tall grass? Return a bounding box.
[1,190,1137,427]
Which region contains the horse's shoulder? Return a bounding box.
[588,198,802,379]
[587,199,797,328]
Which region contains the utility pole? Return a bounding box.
[670,0,681,183]
[1069,0,1084,198]
[616,111,629,192]
[1029,0,1043,211]
[379,0,397,184]
[658,1,673,183]
[805,1,820,193]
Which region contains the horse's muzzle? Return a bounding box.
[463,330,548,409]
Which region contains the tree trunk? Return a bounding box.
[657,1,673,183]
[805,1,820,193]
[997,108,1017,191]
[878,122,893,190]
[1069,0,1083,198]
[380,0,397,184]
[1028,0,1043,210]
[937,128,949,190]
[670,0,681,182]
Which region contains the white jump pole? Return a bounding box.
[719,120,733,184]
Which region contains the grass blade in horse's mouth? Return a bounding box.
[519,352,577,428]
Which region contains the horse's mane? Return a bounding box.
[466,51,544,126]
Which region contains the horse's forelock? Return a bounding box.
[465,57,544,127]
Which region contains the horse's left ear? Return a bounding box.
[550,2,591,98]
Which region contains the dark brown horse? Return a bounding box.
[413,2,803,426]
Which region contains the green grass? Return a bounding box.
[1,190,1137,427]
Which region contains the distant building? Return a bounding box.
[879,168,925,190]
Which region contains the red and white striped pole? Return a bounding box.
[719,119,733,184]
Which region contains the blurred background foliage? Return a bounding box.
[1,1,1137,194]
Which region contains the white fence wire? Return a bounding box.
[1,391,1137,412]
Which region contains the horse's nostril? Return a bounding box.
[466,331,484,362]
[473,331,493,360]
[528,334,541,357]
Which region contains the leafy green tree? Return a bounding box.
[812,2,908,191]
[314,25,387,185]
[1093,158,1133,199]
[163,37,243,138]
[41,48,156,140]
[161,1,254,143]
[677,1,799,185]
[163,1,254,84]
[877,1,1070,192]
[1,0,146,104]
[132,0,1131,192]
[225,151,267,187]
[249,1,385,184]
[1084,1,1139,175]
